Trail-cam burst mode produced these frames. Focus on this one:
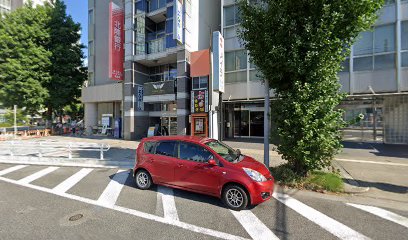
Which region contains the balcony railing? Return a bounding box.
[147,37,165,54]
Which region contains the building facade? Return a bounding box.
[0,0,48,15]
[221,0,408,144]
[82,0,220,139]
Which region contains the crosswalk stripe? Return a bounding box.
[347,203,408,228]
[52,168,94,193]
[18,166,59,184]
[231,210,279,240]
[158,186,179,221]
[97,169,128,207]
[0,175,249,240]
[0,165,27,176]
[273,192,370,240]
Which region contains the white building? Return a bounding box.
[221,0,408,144]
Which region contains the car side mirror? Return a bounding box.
[208,159,217,166]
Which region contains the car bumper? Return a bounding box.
[248,180,274,205]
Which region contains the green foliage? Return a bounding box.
[305,171,344,192]
[45,0,87,119]
[239,0,384,175]
[0,3,51,114]
[0,0,86,117]
[270,165,344,192]
[3,109,29,125]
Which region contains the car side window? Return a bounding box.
[144,141,157,154]
[179,142,213,163]
[155,141,177,157]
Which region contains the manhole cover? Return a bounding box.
[69,214,83,221]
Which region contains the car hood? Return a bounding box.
[235,155,272,178]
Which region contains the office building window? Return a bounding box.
[374,24,395,53]
[225,71,247,84]
[352,24,395,71]
[402,52,408,67]
[223,4,240,27]
[374,54,395,70]
[250,70,263,82]
[192,76,209,90]
[402,21,408,50]
[353,56,373,71]
[354,31,373,56]
[340,58,350,72]
[225,50,247,71]
[88,9,93,25]
[88,41,94,56]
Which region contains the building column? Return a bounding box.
[84,102,97,134]
[123,61,150,140]
[177,50,191,135]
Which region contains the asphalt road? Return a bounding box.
[0,163,407,240]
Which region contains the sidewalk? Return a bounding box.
[1,136,406,202]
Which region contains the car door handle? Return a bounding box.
[177,163,183,168]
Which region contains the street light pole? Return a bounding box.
[14,105,17,139]
[264,81,270,167]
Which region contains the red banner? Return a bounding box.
[109,2,124,81]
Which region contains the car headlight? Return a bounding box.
[243,168,267,182]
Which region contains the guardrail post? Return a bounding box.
[100,144,104,160]
[68,142,72,159]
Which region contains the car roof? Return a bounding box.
[142,135,214,144]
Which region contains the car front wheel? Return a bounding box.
[135,169,152,190]
[222,185,249,211]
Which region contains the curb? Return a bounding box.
[332,161,370,194]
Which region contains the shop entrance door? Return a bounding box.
[161,117,178,136]
[234,110,250,137]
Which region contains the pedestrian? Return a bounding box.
[71,120,76,135]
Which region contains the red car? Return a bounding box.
[133,136,274,210]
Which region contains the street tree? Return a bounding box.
[44,0,87,120]
[0,3,51,114]
[238,0,384,175]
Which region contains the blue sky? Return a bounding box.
[64,0,88,60]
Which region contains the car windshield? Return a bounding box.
[205,140,239,162]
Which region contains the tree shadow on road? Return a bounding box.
[343,178,408,194]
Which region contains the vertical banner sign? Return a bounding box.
[212,31,225,92]
[109,2,124,81]
[173,0,183,44]
[136,85,144,111]
[191,90,209,113]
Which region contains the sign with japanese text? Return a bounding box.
[136,85,144,111]
[174,0,183,44]
[191,90,209,113]
[212,31,225,92]
[109,2,124,81]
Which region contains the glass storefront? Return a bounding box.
[225,102,266,138]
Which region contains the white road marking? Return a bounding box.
[18,166,59,184]
[0,176,249,240]
[231,210,279,240]
[157,186,179,221]
[97,169,128,207]
[0,165,27,176]
[347,203,408,228]
[53,168,93,193]
[335,158,408,167]
[273,192,370,240]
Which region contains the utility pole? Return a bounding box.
[264,81,270,167]
[14,105,17,139]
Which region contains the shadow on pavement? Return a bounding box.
[341,141,408,159]
[343,178,408,194]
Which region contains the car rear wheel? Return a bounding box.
[222,185,248,211]
[135,169,152,190]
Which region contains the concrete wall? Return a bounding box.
[81,83,123,103]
